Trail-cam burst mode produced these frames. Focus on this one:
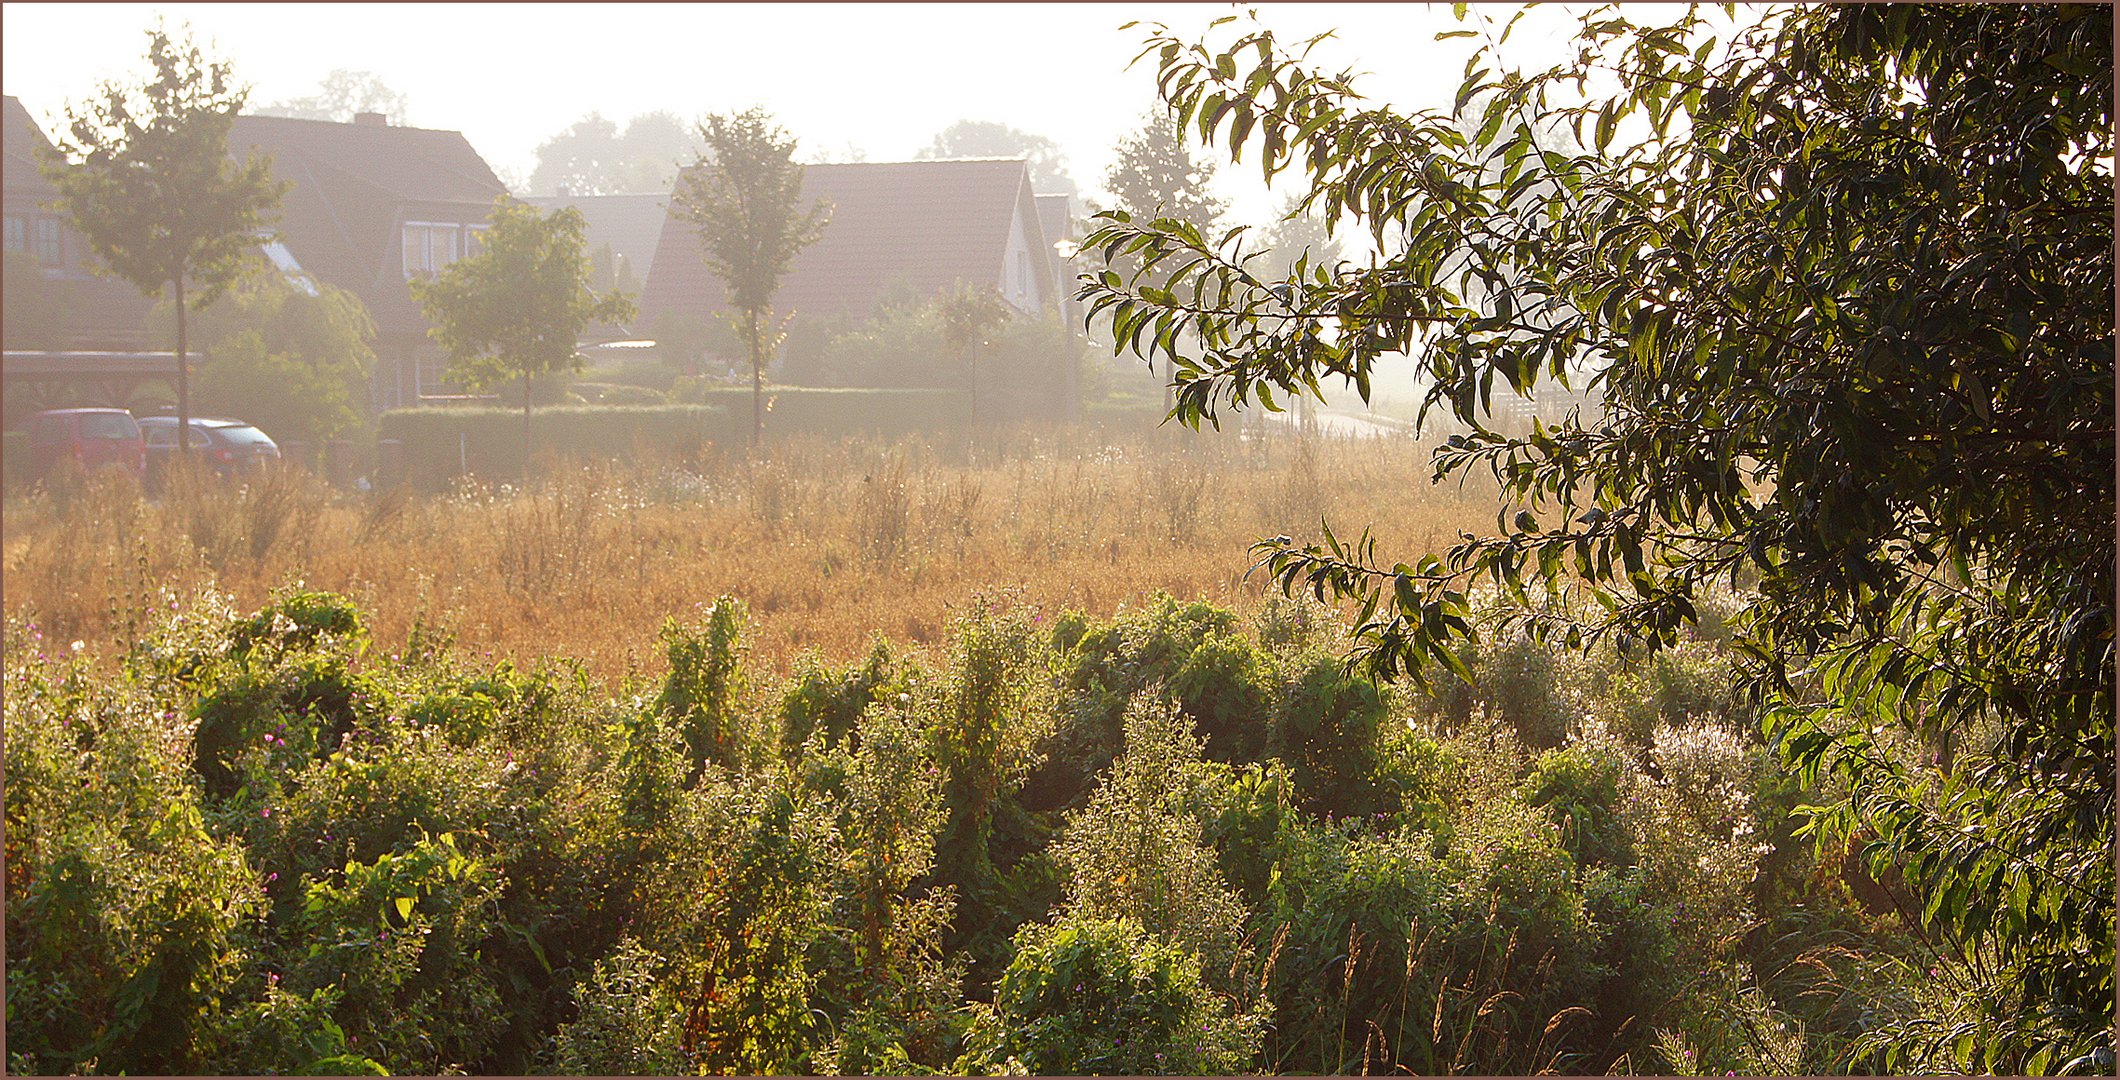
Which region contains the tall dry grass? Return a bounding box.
[2,423,1503,678]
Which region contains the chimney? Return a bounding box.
[352,111,387,127]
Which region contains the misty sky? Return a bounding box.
[1,3,1584,227]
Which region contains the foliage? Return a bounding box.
[674,108,832,447]
[1100,107,1227,232]
[410,197,637,471]
[39,23,290,445]
[1054,694,1250,985]
[919,118,1079,198]
[1084,6,2112,1069]
[657,596,757,778]
[529,110,702,198]
[156,274,376,445]
[4,645,262,1075]
[1255,191,1344,283]
[253,69,408,125]
[962,912,1262,1075]
[551,938,686,1075]
[1,579,1955,1075]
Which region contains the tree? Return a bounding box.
[673,109,831,448]
[918,119,1078,199]
[1082,6,2111,1073]
[39,24,288,459]
[1100,107,1229,410]
[1256,192,1342,284]
[153,274,375,447]
[254,69,409,125]
[410,197,635,473]
[936,282,1010,425]
[1100,108,1227,234]
[530,111,703,196]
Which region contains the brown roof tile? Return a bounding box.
[228,114,507,341]
[640,158,1049,328]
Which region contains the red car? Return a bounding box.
[25,408,146,480]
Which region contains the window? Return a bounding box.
[32,217,61,265]
[79,413,140,440]
[3,215,24,253]
[402,221,464,277]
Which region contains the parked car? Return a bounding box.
[26,408,146,480]
[138,416,282,480]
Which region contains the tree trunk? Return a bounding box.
[748,308,763,450]
[175,275,190,457]
[523,372,533,479]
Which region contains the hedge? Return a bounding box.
[686,387,973,439]
[376,404,727,488]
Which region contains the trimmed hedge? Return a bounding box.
[687,387,972,439]
[376,404,727,488]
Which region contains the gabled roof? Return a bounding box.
[227,114,507,340]
[524,192,671,291]
[2,95,156,349]
[639,158,1053,328]
[1034,193,1073,248]
[3,95,58,203]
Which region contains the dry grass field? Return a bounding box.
[3,423,1505,679]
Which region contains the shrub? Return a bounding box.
[777,636,901,754]
[551,938,686,1076]
[1054,693,1250,986]
[3,650,261,1076]
[657,596,756,778]
[650,776,839,1076]
[286,831,508,1074]
[962,912,1263,1075]
[1271,650,1390,819]
[1519,740,1637,870]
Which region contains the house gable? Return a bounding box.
[228,114,508,344]
[639,158,1055,331]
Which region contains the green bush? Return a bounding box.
[656,597,757,778]
[3,652,262,1075]
[375,404,726,487]
[962,912,1263,1075]
[1520,742,1636,870]
[551,938,686,1075]
[1271,650,1390,819]
[1054,694,1250,985]
[4,429,31,491]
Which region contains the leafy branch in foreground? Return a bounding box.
[1086,4,2112,1072]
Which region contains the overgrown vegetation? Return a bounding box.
[8,575,1918,1074]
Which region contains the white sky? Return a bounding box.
[1,2,1586,227]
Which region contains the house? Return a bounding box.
[225,111,511,411]
[3,95,157,351]
[523,191,670,299]
[638,158,1061,335]
[1034,192,1080,332]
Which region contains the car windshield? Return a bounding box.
[212,425,274,445]
[79,413,140,440]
